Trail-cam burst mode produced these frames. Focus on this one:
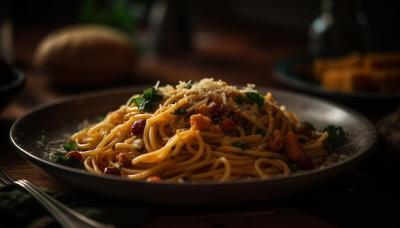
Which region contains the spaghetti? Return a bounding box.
[68,78,330,182]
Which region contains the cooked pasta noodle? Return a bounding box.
[68,78,330,182]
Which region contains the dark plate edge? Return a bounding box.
[9,86,378,187]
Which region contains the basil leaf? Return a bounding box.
[246,92,264,107]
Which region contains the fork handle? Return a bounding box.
[14,179,114,228]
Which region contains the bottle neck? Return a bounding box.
[321,0,360,20]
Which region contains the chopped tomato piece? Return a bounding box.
[285,131,305,161]
[67,151,83,161]
[190,114,212,130]
[221,118,236,132]
[196,104,211,116]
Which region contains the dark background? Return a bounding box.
[1,1,400,227]
[6,0,400,52]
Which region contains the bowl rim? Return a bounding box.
[9,86,378,187]
[0,67,25,93]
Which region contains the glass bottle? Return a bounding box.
[309,0,369,58]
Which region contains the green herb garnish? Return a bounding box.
[126,95,140,106]
[232,141,248,150]
[63,141,78,152]
[130,96,143,106]
[129,87,163,112]
[185,82,194,89]
[323,125,346,150]
[173,108,188,115]
[52,152,81,167]
[246,92,264,107]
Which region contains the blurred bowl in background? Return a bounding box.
[0,58,25,113]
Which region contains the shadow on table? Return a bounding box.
[0,118,14,150]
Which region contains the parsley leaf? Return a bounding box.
[323,125,347,150]
[129,87,163,112]
[63,141,78,152]
[143,87,162,100]
[126,95,140,106]
[52,152,81,167]
[246,92,264,107]
[185,82,194,89]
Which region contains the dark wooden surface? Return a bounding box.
[1,24,398,227]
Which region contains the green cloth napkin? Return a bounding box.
[0,185,150,227]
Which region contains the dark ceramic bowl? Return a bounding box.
[10,87,377,204]
[0,59,25,112]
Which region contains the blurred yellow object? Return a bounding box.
[34,25,136,86]
[364,53,400,72]
[322,67,374,92]
[370,70,400,91]
[314,52,400,92]
[312,53,362,80]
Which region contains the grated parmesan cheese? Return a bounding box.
[221,92,227,105]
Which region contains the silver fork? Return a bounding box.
[0,167,114,228]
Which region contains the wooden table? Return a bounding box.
[1,24,397,227]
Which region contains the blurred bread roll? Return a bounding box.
[34,25,136,86]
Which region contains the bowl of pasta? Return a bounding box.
[10,78,377,204]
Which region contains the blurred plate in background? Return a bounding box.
[274,54,400,117]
